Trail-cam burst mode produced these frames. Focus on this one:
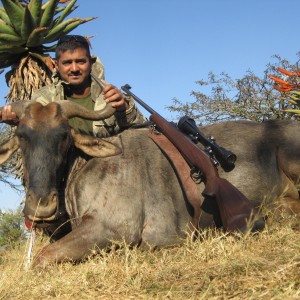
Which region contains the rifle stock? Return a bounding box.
[121,84,264,232]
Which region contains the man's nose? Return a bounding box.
[70,62,79,72]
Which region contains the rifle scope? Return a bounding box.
[177,116,237,170]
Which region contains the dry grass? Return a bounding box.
[0,214,299,300]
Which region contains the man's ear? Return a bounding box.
[71,129,122,158]
[90,56,97,64]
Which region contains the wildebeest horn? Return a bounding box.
[56,100,116,120]
[1,100,116,122]
[0,101,30,119]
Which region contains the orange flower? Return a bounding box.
[268,74,289,85]
[59,0,70,3]
[277,67,297,76]
[268,74,300,92]
[274,85,294,92]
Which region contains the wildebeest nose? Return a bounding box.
[24,190,58,220]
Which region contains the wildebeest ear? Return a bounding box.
[71,129,122,157]
[0,136,20,164]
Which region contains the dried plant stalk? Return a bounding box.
[5,55,55,178]
[6,55,54,103]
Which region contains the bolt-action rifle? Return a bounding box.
[121,84,265,233]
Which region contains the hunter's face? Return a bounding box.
[55,48,92,87]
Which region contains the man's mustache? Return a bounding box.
[68,71,82,76]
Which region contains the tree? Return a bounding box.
[0,208,25,248]
[167,54,300,124]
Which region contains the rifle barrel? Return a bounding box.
[121,84,157,115]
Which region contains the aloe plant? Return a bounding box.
[269,67,300,116]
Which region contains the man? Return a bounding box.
[0,35,146,137]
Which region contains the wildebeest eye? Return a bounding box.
[61,132,69,141]
[16,128,29,142]
[16,132,24,140]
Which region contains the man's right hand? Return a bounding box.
[0,105,18,125]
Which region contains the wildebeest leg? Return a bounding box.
[32,215,106,268]
[276,172,300,214]
[278,197,300,214]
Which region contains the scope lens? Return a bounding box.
[226,154,237,165]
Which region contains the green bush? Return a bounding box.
[0,208,25,248]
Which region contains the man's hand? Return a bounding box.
[101,80,129,112]
[0,105,18,125]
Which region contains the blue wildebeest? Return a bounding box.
[0,101,299,267]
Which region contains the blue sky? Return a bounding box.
[1,0,300,210]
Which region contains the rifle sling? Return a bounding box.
[148,129,202,231]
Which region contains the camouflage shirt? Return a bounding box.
[31,56,147,137]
